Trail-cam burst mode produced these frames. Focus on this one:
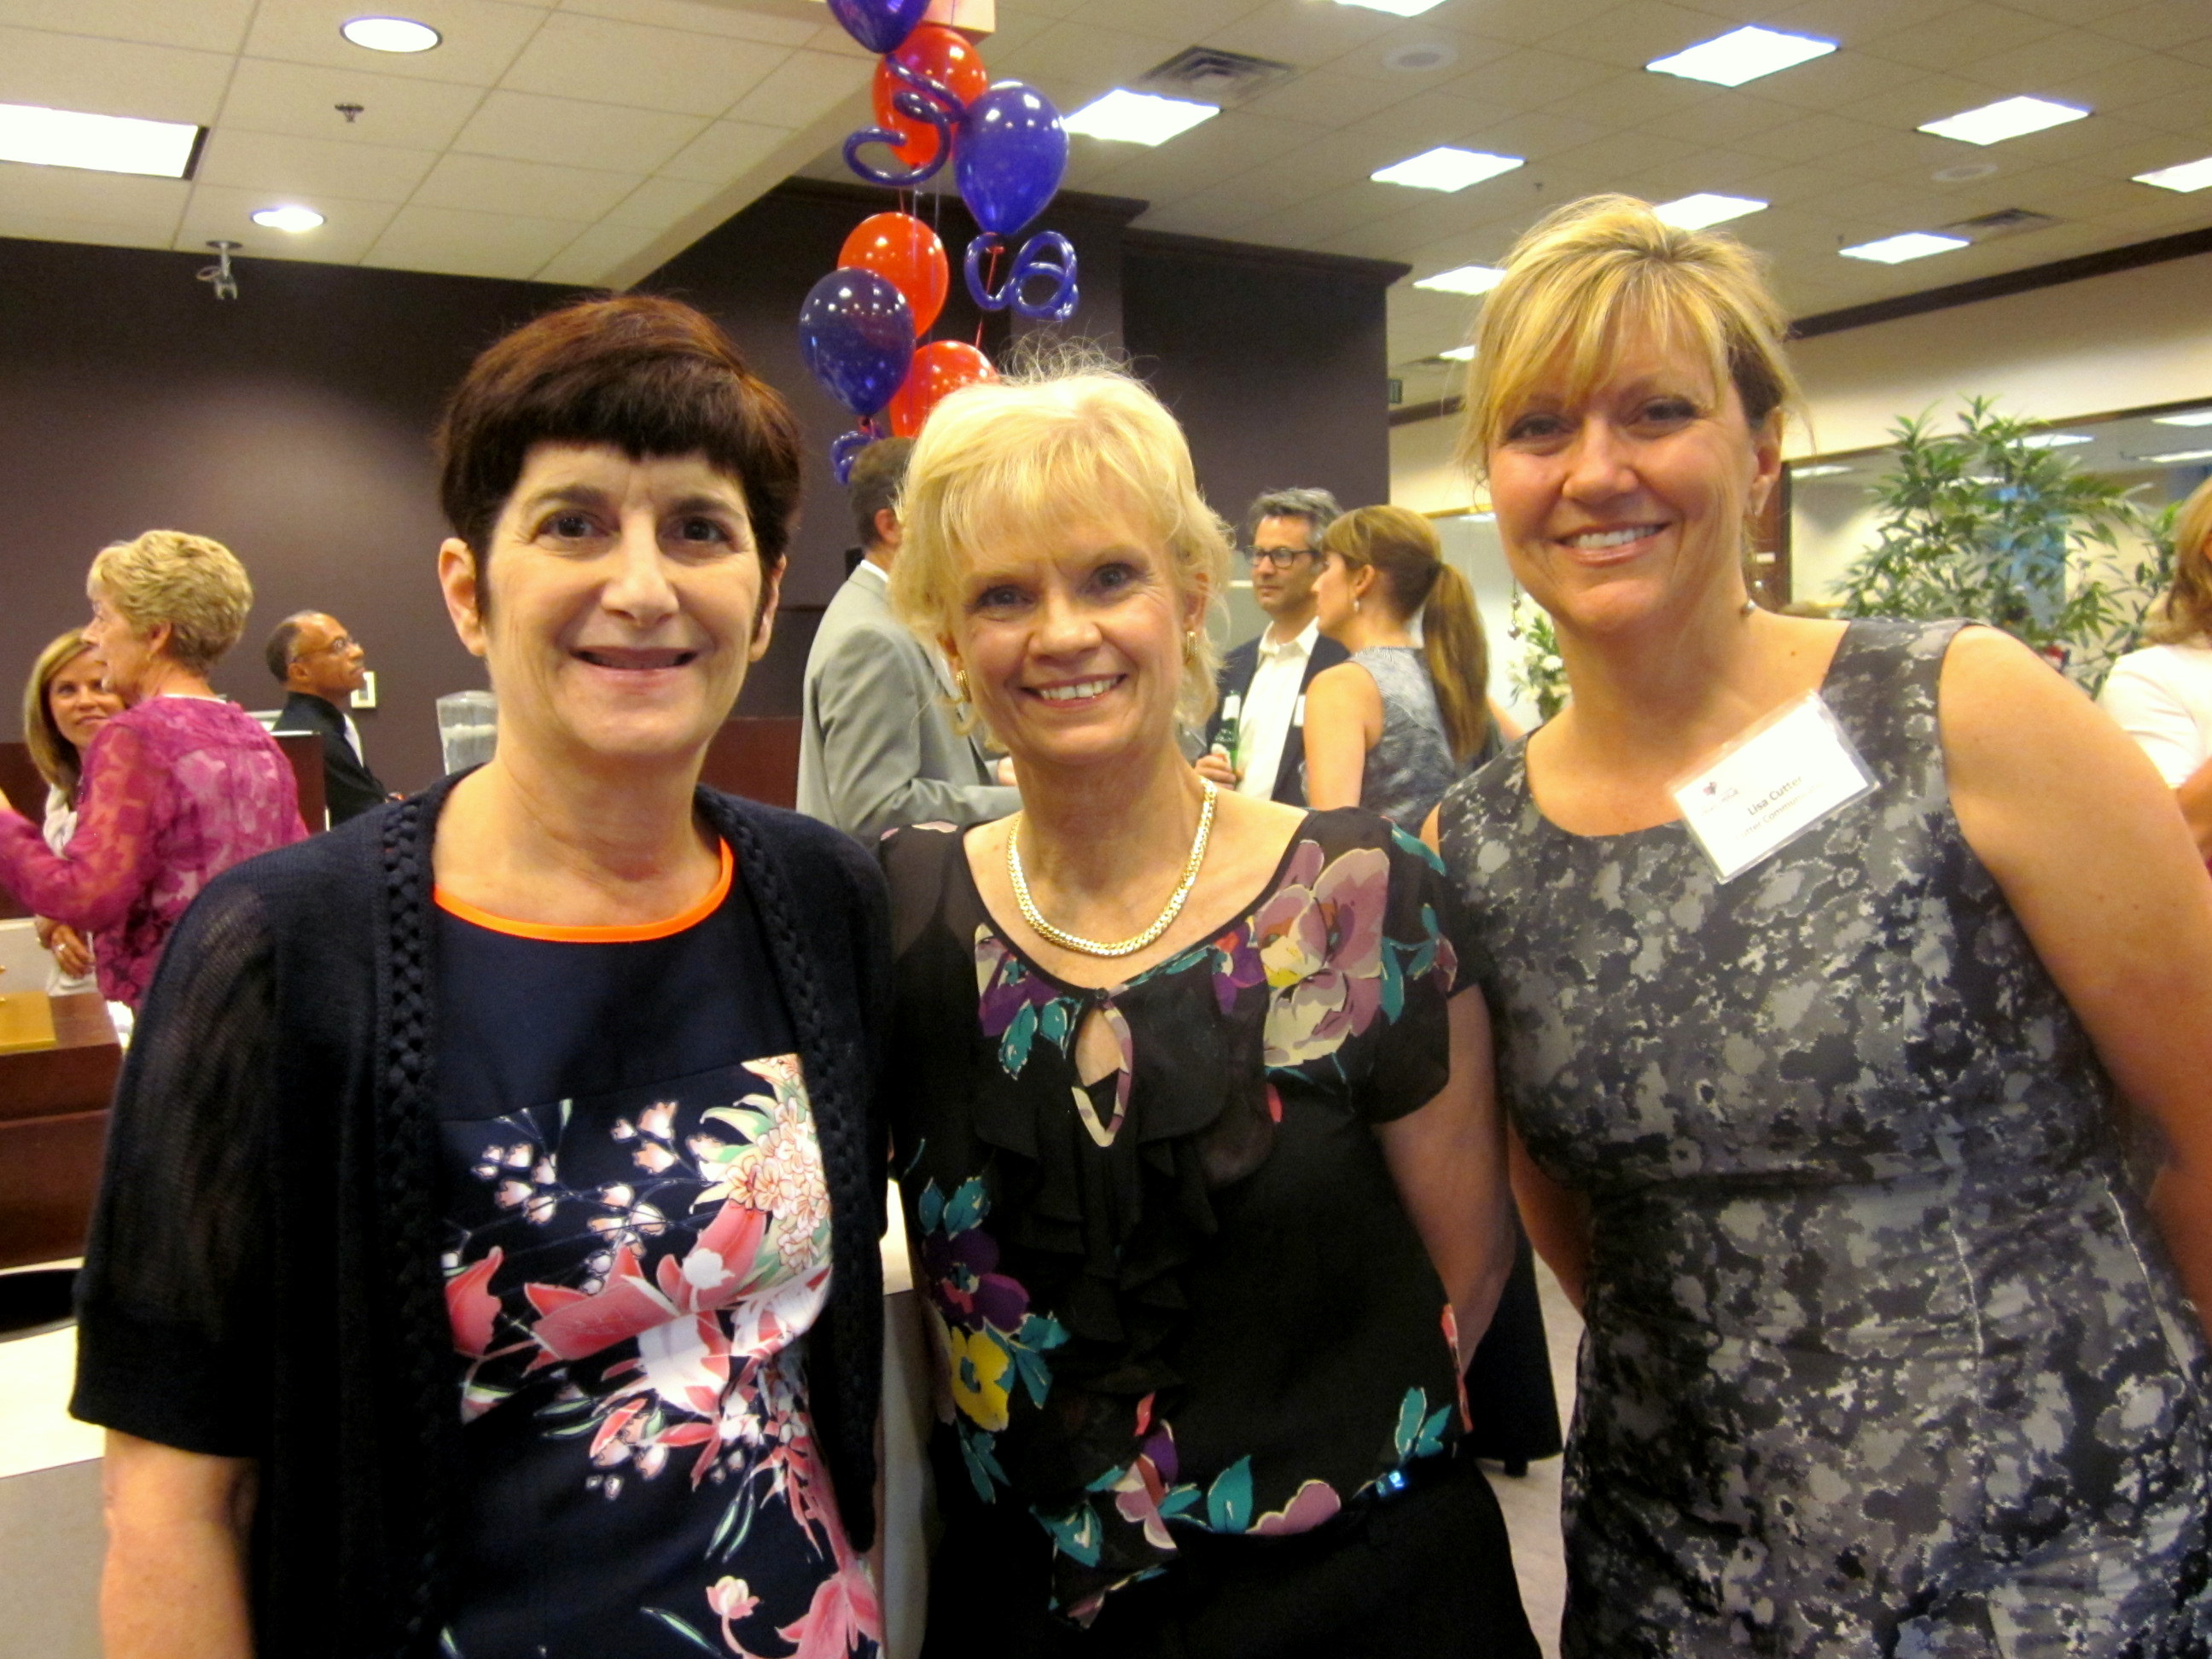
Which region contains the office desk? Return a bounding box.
[0,994,116,1270]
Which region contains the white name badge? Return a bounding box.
[1668,692,1876,883]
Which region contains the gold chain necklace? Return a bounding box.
[1006,780,1217,958]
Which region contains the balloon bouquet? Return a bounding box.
[798,0,1080,481]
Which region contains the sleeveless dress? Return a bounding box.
[1348,646,1459,830]
[1436,620,2212,1656]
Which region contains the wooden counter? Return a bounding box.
[0,993,117,1270]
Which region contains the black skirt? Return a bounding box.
[922,1441,1540,1659]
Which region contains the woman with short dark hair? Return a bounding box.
[74,295,890,1659]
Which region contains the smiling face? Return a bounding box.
[943,501,1204,776]
[1485,328,1780,642]
[438,442,777,771]
[47,647,121,752]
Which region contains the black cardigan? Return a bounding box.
[71,777,889,1657]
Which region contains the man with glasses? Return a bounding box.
[1199,487,1348,803]
[267,610,388,825]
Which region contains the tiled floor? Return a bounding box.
[1482,1260,1580,1659]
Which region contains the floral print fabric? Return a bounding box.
[884,810,1477,1625]
[1437,620,2212,1656]
[0,696,305,1005]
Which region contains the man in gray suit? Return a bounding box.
[798,438,1020,841]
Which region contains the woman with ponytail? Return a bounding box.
[1302,504,1517,827]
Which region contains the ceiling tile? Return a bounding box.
[194,127,439,204]
[1616,143,1773,199]
[1759,0,1928,49]
[0,208,170,249]
[656,118,795,183]
[364,201,583,278]
[0,163,188,232]
[242,0,551,86]
[1431,0,1616,49]
[1855,3,2062,72]
[0,0,254,53]
[0,27,235,125]
[1990,0,2145,24]
[1540,67,1718,131]
[722,47,872,125]
[534,213,668,282]
[1319,19,1523,85]
[1071,0,1259,43]
[1831,72,1996,132]
[1953,27,2147,96]
[2050,51,2212,110]
[216,58,491,148]
[502,13,785,115]
[1199,1,1404,70]
[451,90,707,171]
[174,183,398,260]
[1732,50,1934,115]
[1447,47,1623,116]
[598,170,728,228]
[991,20,1191,93]
[414,151,641,218]
[1624,90,1799,148]
[2088,3,2212,50]
[1238,70,1417,133]
[1540,2,1756,71]
[1540,130,1705,182]
[2123,90,2212,139]
[556,0,820,47]
[1732,112,1890,166]
[1452,109,1616,162]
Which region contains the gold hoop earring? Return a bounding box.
[1184,629,1199,665]
[952,662,970,703]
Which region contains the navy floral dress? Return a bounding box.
[883,810,1513,1636]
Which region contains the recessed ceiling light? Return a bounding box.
[341,16,440,52]
[2139,447,2212,465]
[2019,432,2092,448]
[2153,410,2212,427]
[1436,345,1476,362]
[1337,0,1446,15]
[1382,44,1457,73]
[251,205,324,232]
[1413,264,1506,294]
[1918,96,2087,147]
[1646,26,1836,87]
[1371,147,1522,192]
[1652,193,1767,230]
[1840,230,1970,264]
[1791,463,1855,478]
[2135,154,2212,194]
[0,102,200,177]
[1062,89,1218,146]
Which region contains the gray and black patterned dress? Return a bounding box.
[1436,619,2212,1656]
[1350,645,1461,830]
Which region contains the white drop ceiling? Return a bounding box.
[0,0,2208,397]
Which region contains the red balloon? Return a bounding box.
[839,212,948,335]
[871,24,990,169]
[888,340,998,438]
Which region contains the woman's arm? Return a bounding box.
[1508,1123,1591,1310]
[1946,627,2212,1338]
[1376,990,1516,1356]
[0,722,160,931]
[1488,699,1524,745]
[101,1434,256,1658]
[1301,663,1382,812]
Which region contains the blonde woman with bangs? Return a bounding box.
[1426,193,2212,1654]
[0,532,305,1006]
[882,367,1537,1656]
[2098,473,2212,858]
[19,629,123,992]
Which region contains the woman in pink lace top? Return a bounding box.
[0,530,306,1006]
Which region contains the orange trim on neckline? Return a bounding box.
[434,840,733,943]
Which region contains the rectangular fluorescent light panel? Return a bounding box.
[1336,0,1446,14]
[2153,410,2212,427]
[2135,155,2212,194]
[1791,464,1855,479]
[2142,448,2212,465]
[1918,96,2088,147]
[1062,89,1218,146]
[0,102,200,177]
[1436,345,1476,362]
[1840,231,1969,264]
[2019,432,2093,448]
[1653,193,1767,230]
[1646,26,1835,87]
[1372,147,1522,192]
[1413,264,1506,295]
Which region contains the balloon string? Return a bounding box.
[976,242,1002,348]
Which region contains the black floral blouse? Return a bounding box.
[882,810,1473,1624]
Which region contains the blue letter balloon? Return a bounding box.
[957,82,1068,236]
[799,269,914,417]
[824,0,928,55]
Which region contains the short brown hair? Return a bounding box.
[848,438,913,550]
[89,530,254,673]
[435,294,802,569]
[2148,473,2212,646]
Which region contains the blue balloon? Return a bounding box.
[964,230,1080,323]
[824,0,928,54]
[843,58,964,189]
[957,81,1068,236]
[798,268,913,418]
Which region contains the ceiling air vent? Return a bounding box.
[1138,46,1299,106]
[1938,207,2061,242]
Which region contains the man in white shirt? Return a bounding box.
[797,438,1020,841]
[1200,488,1349,804]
